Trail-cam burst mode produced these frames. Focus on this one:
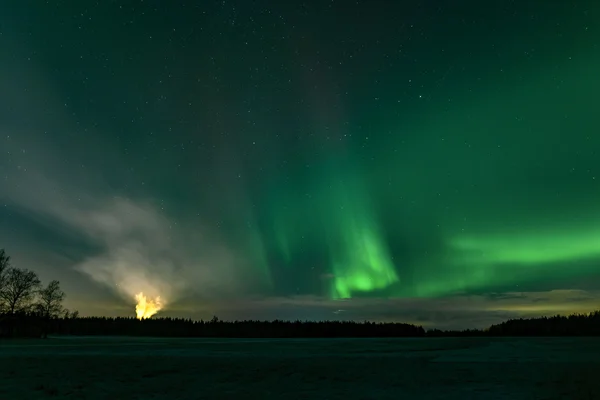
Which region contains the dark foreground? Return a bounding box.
[0,337,598,399]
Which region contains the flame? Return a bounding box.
[135,292,162,320]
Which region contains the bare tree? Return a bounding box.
[37,280,66,319]
[0,268,41,314]
[37,280,66,338]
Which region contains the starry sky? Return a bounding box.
[1,1,599,329]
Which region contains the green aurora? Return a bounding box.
[0,1,599,325]
[241,47,600,302]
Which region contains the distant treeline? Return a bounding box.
[4,311,600,339]
[2,247,600,338]
[487,311,600,336]
[6,315,428,338]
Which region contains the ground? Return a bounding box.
[0,336,598,399]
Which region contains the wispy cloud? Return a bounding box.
[1,126,253,317]
[192,290,600,330]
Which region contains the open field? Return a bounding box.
[1,336,599,399]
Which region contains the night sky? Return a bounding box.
[1,1,599,329]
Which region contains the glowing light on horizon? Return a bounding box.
[135,292,162,319]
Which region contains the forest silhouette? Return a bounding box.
[1,248,600,339]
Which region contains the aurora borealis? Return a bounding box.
[0,1,598,329]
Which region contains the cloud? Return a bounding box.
[0,134,255,316]
[190,289,600,330]
[0,43,263,316]
[7,180,249,305]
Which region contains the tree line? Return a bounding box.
[27,312,600,338]
[2,247,600,338]
[42,312,600,338]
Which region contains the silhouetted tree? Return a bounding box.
[0,267,41,314]
[36,280,66,338]
[37,280,65,318]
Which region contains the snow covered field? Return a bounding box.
[1,336,598,399]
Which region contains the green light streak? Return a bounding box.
[400,224,600,299]
[264,159,399,298]
[450,228,600,265]
[329,213,399,298]
[322,176,399,299]
[273,218,292,264]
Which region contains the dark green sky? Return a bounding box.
[1,1,599,329]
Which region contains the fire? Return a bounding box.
[135,292,162,320]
